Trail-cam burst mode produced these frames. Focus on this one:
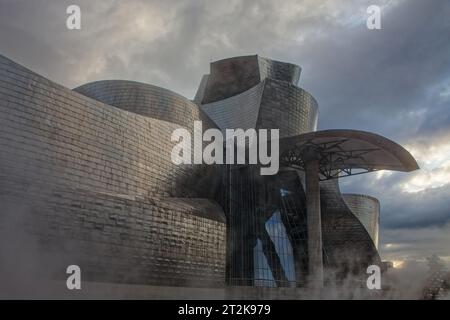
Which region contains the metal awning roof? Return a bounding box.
[279,129,419,180]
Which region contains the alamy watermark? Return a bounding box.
[367,5,381,30]
[367,265,381,289]
[66,5,380,31]
[66,265,81,290]
[66,5,81,30]
[171,121,280,175]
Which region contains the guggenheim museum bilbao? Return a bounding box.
[0,54,418,297]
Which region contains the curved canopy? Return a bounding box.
[279,129,419,180]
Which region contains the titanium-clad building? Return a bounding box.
[0,53,418,296]
[0,54,225,290]
[195,55,417,287]
[343,194,380,249]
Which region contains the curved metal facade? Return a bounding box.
[256,78,318,137]
[343,194,380,248]
[258,56,301,85]
[201,55,261,104]
[74,80,216,129]
[198,56,382,287]
[320,180,382,280]
[0,54,226,288]
[200,67,318,138]
[0,52,416,294]
[201,55,303,104]
[201,81,266,133]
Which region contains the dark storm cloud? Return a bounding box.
[383,186,450,229]
[341,168,450,260]
[298,0,450,138]
[3,0,446,140]
[380,223,450,263]
[416,88,450,137]
[341,171,450,228]
[300,0,450,262]
[0,0,449,261]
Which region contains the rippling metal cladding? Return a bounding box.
[0,53,418,293]
[343,194,380,248]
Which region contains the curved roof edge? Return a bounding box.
[342,193,380,205]
[73,79,218,130]
[211,54,301,73]
[74,79,190,103]
[280,129,419,173]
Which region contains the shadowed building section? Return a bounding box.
[343,194,380,249]
[196,56,417,288]
[200,55,301,104]
[320,180,382,283]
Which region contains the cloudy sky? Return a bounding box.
[1,0,449,267]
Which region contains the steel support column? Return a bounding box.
[304,149,324,288]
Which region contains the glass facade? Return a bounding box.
[222,166,309,287]
[254,210,296,287]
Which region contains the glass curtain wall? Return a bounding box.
[222,166,309,287]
